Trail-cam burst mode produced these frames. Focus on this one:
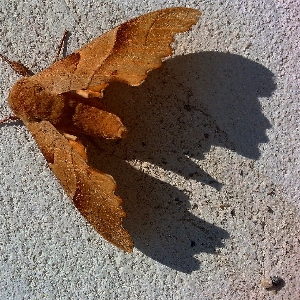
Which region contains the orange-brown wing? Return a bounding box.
[33,7,201,95]
[26,119,133,252]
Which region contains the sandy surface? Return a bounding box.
[0,1,299,299]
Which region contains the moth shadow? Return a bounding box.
[87,51,275,273]
[99,51,276,189]
[88,148,229,273]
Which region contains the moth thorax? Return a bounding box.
[8,78,54,121]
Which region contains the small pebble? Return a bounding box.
[261,277,273,289]
[261,276,283,289]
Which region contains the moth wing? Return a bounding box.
[26,120,133,252]
[34,7,201,95]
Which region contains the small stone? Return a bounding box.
[233,31,240,39]
[261,277,273,289]
[261,276,283,289]
[192,203,198,209]
[270,276,282,286]
[220,203,230,210]
[244,42,252,49]
[184,104,192,111]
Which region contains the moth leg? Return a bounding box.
[75,83,110,99]
[53,30,69,63]
[0,53,33,77]
[76,89,104,99]
[62,132,87,161]
[0,114,19,125]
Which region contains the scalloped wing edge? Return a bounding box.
[26,120,133,252]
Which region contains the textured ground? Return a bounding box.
[0,1,299,299]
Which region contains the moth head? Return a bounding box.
[8,77,47,121]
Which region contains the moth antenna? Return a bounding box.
[0,114,19,125]
[54,30,69,62]
[0,54,34,77]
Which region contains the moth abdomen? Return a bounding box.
[52,97,127,139]
[71,102,127,139]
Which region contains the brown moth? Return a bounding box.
[2,7,201,252]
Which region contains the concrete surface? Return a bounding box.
[0,0,299,299]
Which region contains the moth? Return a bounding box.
[1,7,201,252]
